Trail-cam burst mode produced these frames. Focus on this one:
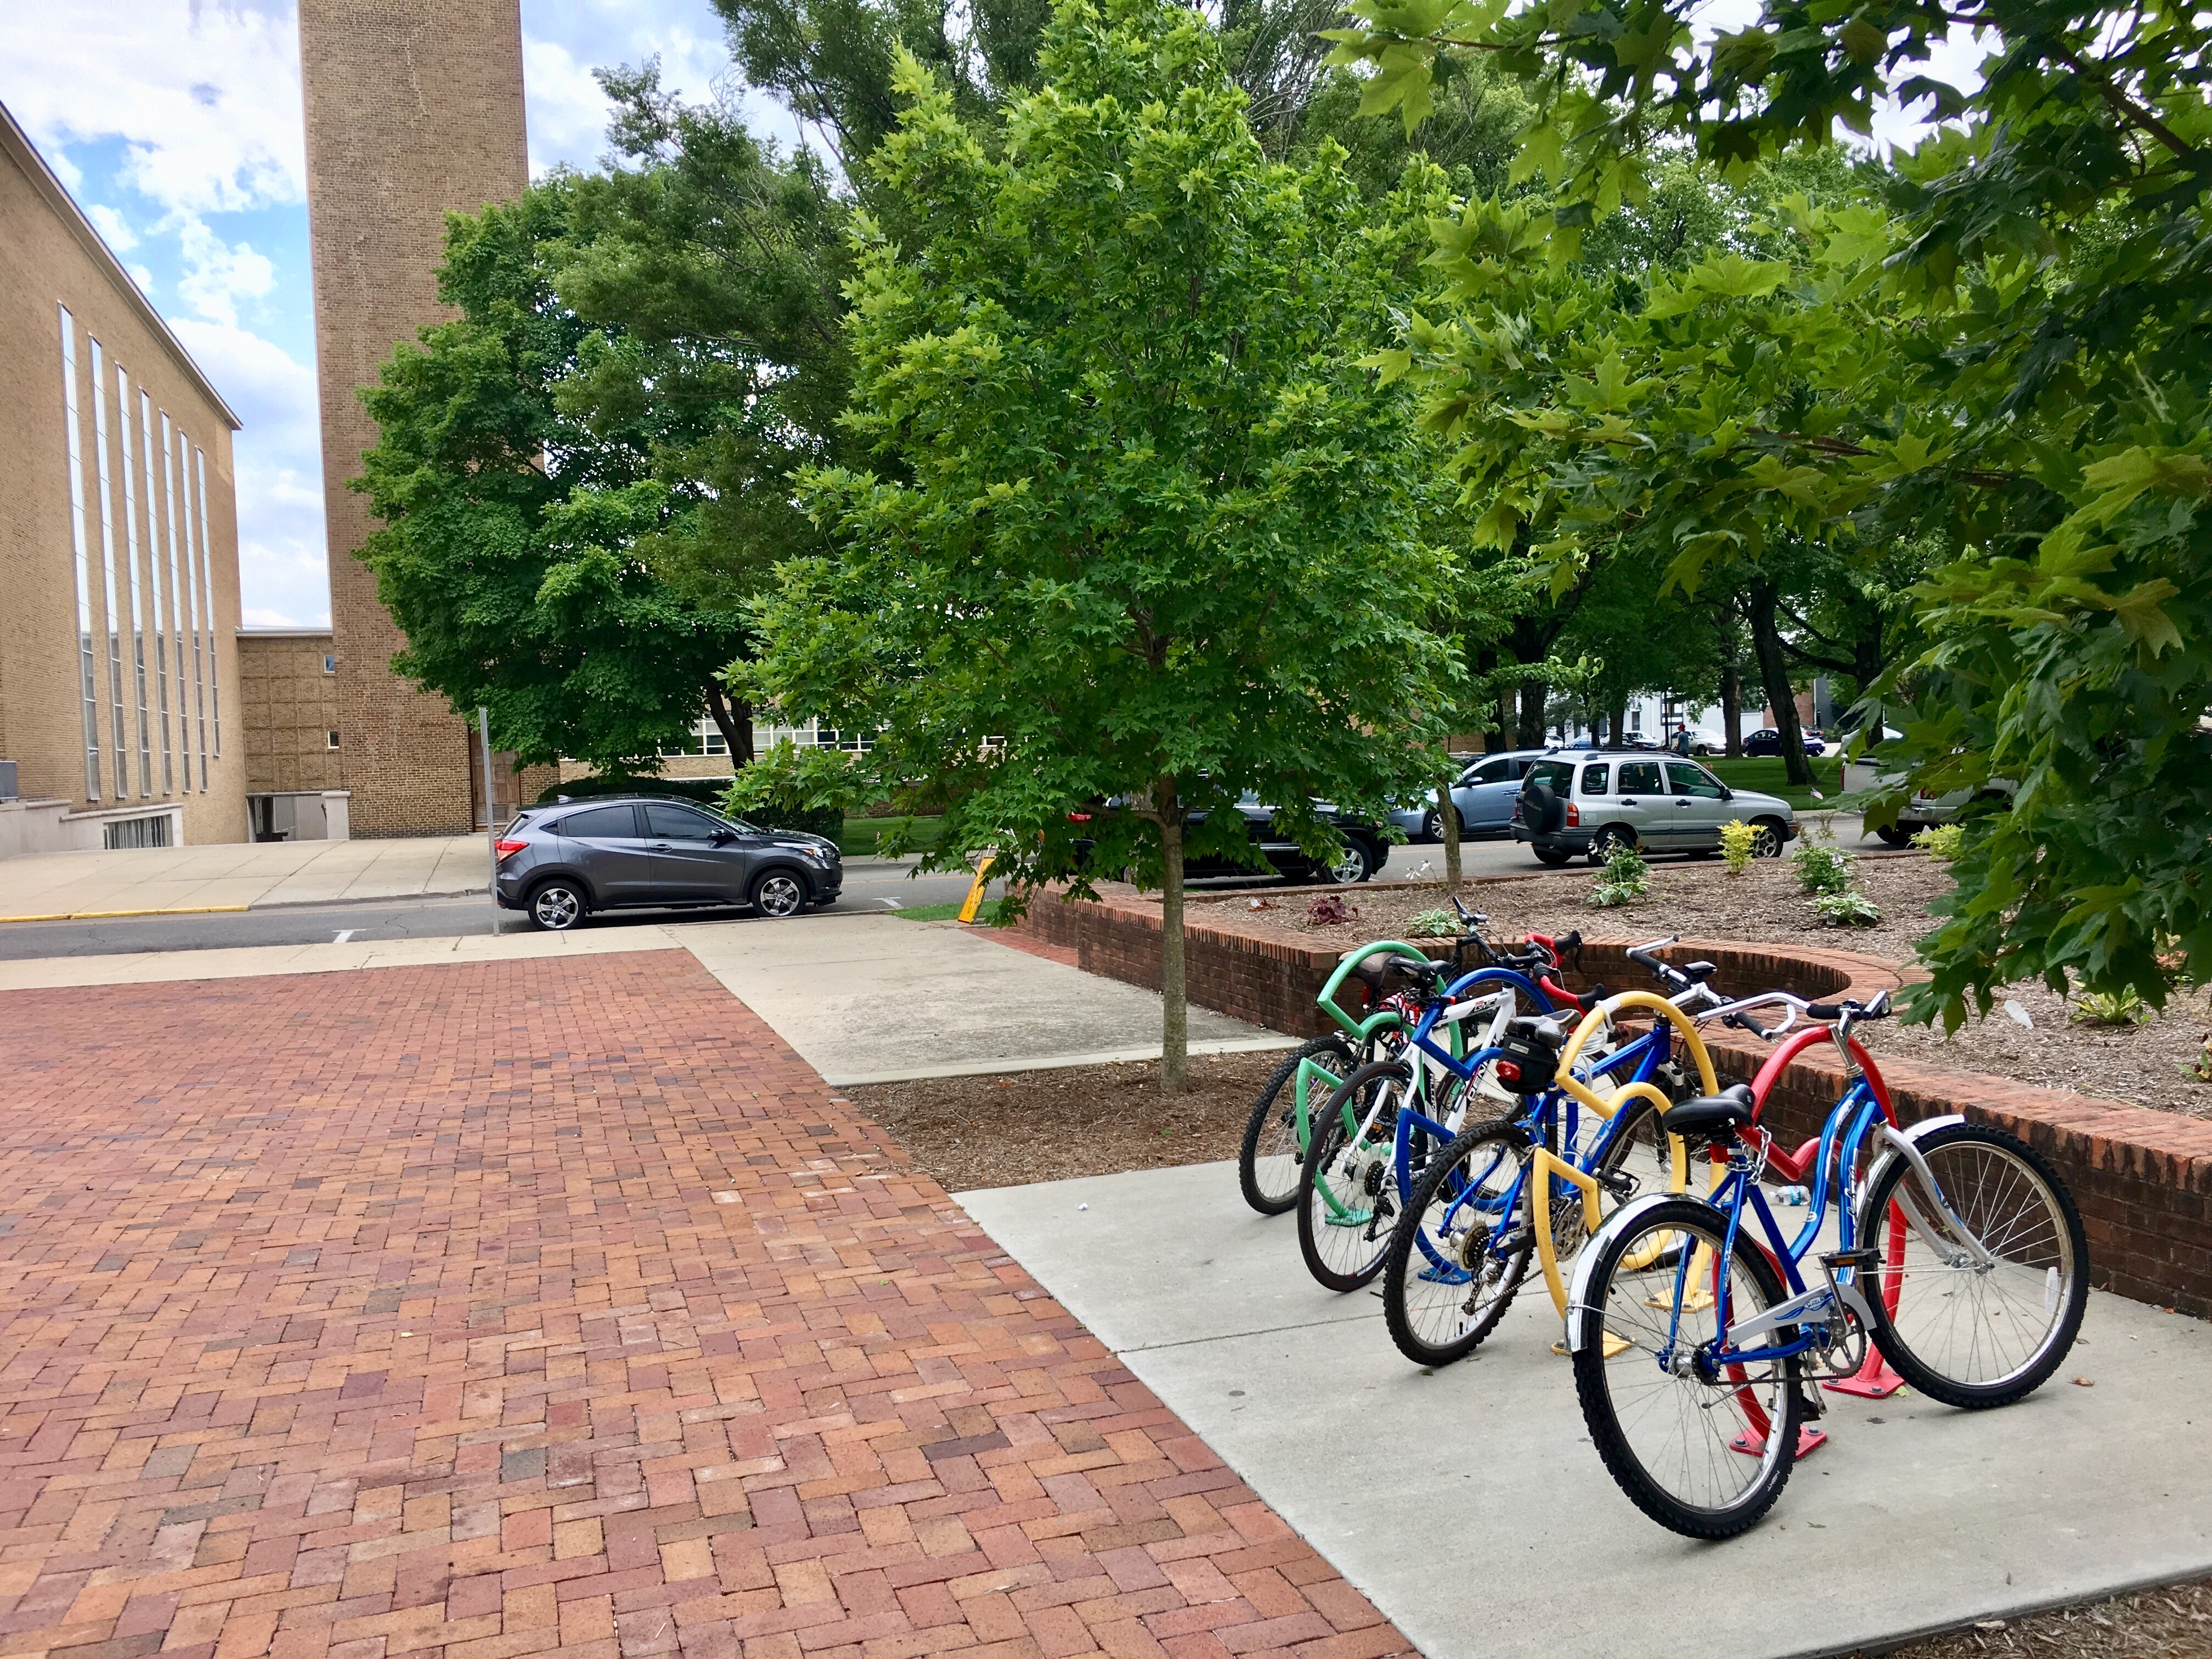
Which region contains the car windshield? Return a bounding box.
[1523,760,1574,793]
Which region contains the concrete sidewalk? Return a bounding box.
[0,834,492,919]
[682,911,1293,1084]
[0,910,1294,1084]
[960,1160,2212,1659]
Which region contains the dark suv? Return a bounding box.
[494,797,842,930]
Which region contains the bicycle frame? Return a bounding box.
[1525,992,1722,1314]
[1412,1020,1683,1299]
[1313,964,1553,1232]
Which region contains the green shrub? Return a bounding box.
[1810,887,1881,927]
[1912,823,1966,862]
[1590,844,1651,908]
[1788,841,1855,896]
[2072,988,2151,1028]
[1718,819,1758,875]
[723,739,860,840]
[1409,907,1459,938]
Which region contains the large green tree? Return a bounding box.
[357,74,849,771]
[746,0,1457,1085]
[1328,0,2212,1023]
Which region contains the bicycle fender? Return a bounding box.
[1858,1113,1966,1198]
[1565,1192,1680,1353]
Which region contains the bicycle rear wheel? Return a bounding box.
[1239,1034,1357,1215]
[1296,1062,1406,1293]
[1383,1119,1532,1366]
[1571,1199,1804,1539]
[1855,1120,2087,1409]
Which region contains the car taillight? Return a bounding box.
[495,839,528,862]
[1564,804,1579,828]
[1066,812,1092,822]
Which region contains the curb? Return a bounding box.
[0,904,251,924]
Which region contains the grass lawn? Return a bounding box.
[1703,755,1852,810]
[888,898,1010,924]
[837,814,945,857]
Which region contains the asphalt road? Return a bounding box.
[0,821,1874,961]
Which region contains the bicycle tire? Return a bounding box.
[1238,1034,1356,1215]
[1572,1198,1804,1539]
[1854,1120,2089,1409]
[1382,1118,1533,1366]
[1295,1060,1407,1293]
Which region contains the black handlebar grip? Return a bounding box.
[1806,1002,1843,1021]
[1726,1011,1774,1039]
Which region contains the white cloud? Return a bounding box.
[177,220,278,328]
[0,1,306,217]
[88,202,137,250]
[170,318,330,629]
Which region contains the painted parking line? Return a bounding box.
[0,904,252,924]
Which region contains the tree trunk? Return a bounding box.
[1155,776,1188,1093]
[1491,681,1514,754]
[704,684,754,767]
[1608,702,1628,748]
[1516,678,1548,749]
[1744,579,1814,788]
[1718,603,1743,758]
[1437,777,1462,893]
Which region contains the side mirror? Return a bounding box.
[710,830,737,846]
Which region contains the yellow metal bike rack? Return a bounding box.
[1525,991,1722,1321]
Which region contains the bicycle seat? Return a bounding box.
[1661,1084,1756,1140]
[1351,956,1444,996]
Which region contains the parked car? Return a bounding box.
[1743,727,1826,757]
[1387,750,1548,843]
[1075,792,1387,884]
[1512,749,1797,866]
[494,795,843,930]
[1869,773,2017,845]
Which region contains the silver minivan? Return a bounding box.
[1513,750,1797,865]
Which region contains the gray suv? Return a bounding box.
[494,797,842,930]
[1513,750,1797,865]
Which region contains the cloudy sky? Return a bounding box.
[0,1,793,628]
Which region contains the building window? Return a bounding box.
[326,729,341,749]
[104,814,171,850]
[751,718,873,755]
[323,654,336,675]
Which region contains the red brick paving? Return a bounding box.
[0,950,1408,1659]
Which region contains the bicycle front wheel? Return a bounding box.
[1238,1034,1356,1215]
[1855,1120,2088,1409]
[1383,1119,1532,1366]
[1571,1199,1804,1539]
[1296,1062,1406,1293]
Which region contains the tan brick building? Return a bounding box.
[0,103,248,855]
[298,0,539,836]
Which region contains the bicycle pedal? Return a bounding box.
[1819,1248,1879,1275]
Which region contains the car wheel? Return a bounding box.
[1421,808,1446,843]
[1534,847,1573,867]
[1313,839,1375,885]
[1749,818,1786,859]
[1875,823,1915,848]
[528,879,587,933]
[751,869,809,918]
[1589,826,1635,865]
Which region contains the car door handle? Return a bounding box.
[649,842,674,850]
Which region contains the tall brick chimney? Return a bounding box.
[298,0,527,836]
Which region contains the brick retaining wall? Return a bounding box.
[1012,885,2212,1318]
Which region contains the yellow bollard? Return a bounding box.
[957,853,997,924]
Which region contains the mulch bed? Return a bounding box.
[844,1047,1288,1192]
[1876,1576,2212,1658]
[1188,853,2212,1119]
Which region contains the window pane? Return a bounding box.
[1618,761,1664,794]
[1472,759,1511,784]
[1578,763,1610,797]
[1667,762,1726,799]
[560,804,638,839]
[1524,760,1573,793]
[644,803,719,840]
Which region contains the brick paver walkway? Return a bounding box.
[0,951,1406,1659]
